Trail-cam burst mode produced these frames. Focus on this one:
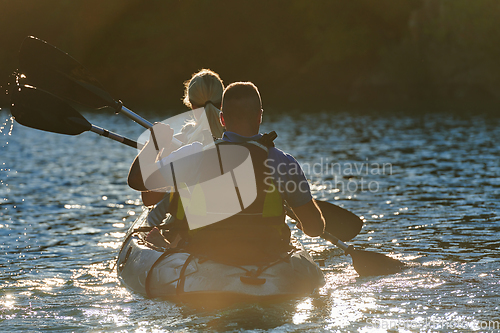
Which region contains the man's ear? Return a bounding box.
[220,112,226,126]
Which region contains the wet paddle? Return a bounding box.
[17,36,182,147]
[11,85,142,149]
[18,37,150,127]
[321,232,405,276]
[286,207,405,276]
[18,36,119,111]
[315,200,362,241]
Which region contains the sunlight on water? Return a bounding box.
[110,232,126,238]
[41,278,66,291]
[64,204,86,209]
[0,115,13,198]
[292,298,312,324]
[1,111,499,331]
[1,294,15,309]
[97,241,122,249]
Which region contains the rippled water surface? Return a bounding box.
[1,109,499,332]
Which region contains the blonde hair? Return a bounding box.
[183,69,225,139]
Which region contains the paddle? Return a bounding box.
[17,35,181,148]
[286,207,405,276]
[10,85,142,149]
[18,36,151,127]
[322,232,405,276]
[314,200,362,241]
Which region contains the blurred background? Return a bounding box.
[1,2,499,330]
[1,0,500,114]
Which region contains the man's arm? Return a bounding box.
[127,139,163,191]
[128,150,147,191]
[128,123,174,191]
[269,150,325,236]
[141,191,167,207]
[290,199,325,237]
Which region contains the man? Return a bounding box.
[216,82,325,237]
[128,82,325,263]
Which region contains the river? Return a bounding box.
[1,109,499,332]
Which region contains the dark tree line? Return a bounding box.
[1,0,500,114]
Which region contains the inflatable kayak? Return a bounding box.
[116,208,325,306]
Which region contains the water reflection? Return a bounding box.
[1,110,499,331]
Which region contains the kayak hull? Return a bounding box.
[117,209,325,305]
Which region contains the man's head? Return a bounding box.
[220,82,262,136]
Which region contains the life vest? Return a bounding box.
[170,131,291,265]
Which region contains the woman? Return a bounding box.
[179,68,225,142]
[140,69,225,206]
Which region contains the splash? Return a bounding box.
[0,114,14,137]
[0,114,14,195]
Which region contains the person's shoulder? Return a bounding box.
[268,146,299,164]
[165,141,203,162]
[180,141,203,152]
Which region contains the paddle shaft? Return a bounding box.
[119,105,183,149]
[285,203,349,249]
[320,229,405,276]
[12,84,145,150]
[321,231,351,252]
[19,36,182,149]
[121,105,152,128]
[285,203,404,276]
[89,123,142,149]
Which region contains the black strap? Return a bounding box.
[215,144,224,174]
[214,131,277,149]
[176,254,195,295]
[170,162,178,193]
[257,131,277,147]
[145,249,179,298]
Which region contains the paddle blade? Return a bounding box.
[349,249,405,276]
[18,36,118,110]
[317,200,363,241]
[11,85,91,135]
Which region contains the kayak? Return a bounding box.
[116,208,325,306]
